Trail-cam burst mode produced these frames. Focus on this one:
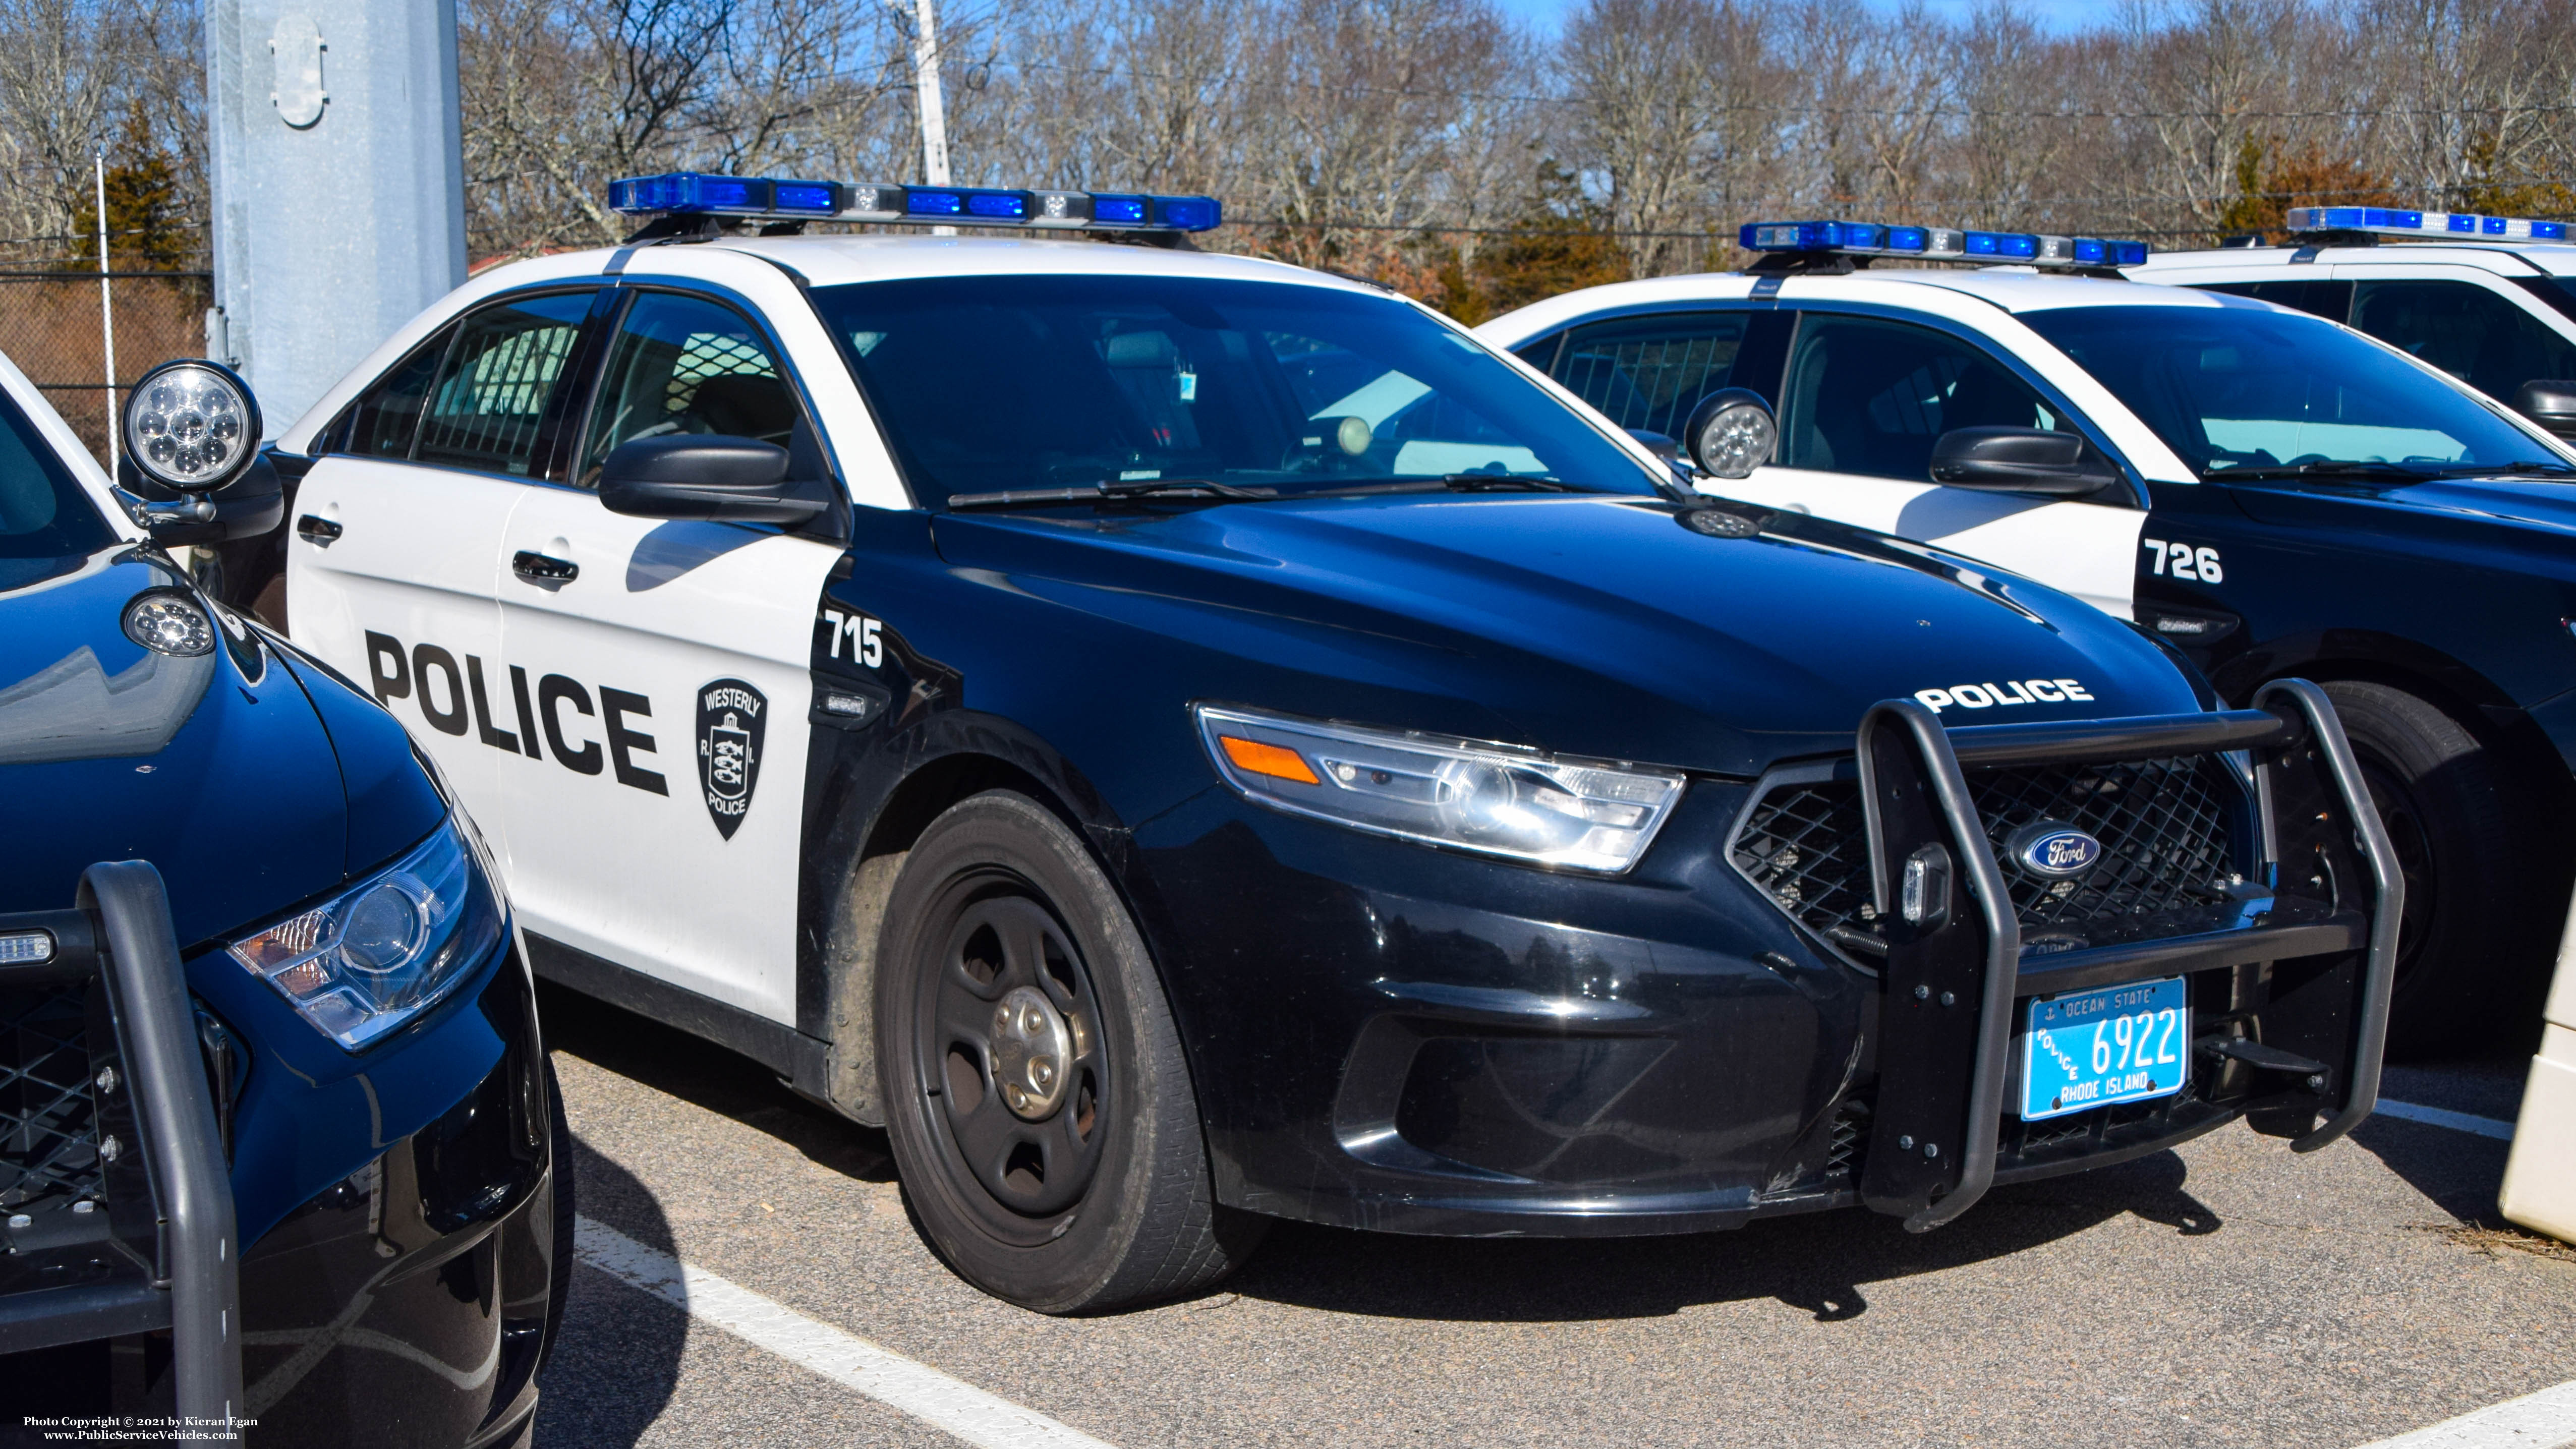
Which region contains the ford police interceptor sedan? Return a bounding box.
[258,175,2395,1312]
[0,355,565,1441]
[1479,218,2576,1057]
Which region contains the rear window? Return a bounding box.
[0,387,115,578]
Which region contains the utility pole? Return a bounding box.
[204,1,466,436]
[95,155,117,474]
[897,0,954,235]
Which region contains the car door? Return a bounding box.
[287,287,600,831]
[1699,311,2148,618]
[492,286,845,1024]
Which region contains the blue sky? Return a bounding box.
[1489,0,2129,36]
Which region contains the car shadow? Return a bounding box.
[534,982,899,1184]
[534,1142,683,1449]
[1219,1150,2220,1324]
[2348,1114,2512,1225]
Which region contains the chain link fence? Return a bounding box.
[0,265,211,467]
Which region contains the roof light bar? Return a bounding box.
[608,171,1224,233]
[1739,219,2147,268]
[2284,206,2568,243]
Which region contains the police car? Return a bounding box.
[1477,219,2576,1056]
[1,357,564,1439]
[264,173,2395,1313]
[2133,206,2576,435]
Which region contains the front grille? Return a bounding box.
[1,984,103,1212]
[1732,754,2249,957]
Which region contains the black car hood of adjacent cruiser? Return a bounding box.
[0,547,443,946]
[933,491,2202,778]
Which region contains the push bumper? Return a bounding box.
[1854,678,2400,1230]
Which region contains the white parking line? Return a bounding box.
[573,1215,1119,1449]
[2375,1098,2518,1141]
[2354,1378,2576,1448]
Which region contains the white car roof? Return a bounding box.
[1478,266,2240,344]
[2134,243,2576,279]
[274,233,1392,457]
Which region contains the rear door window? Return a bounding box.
[412,291,596,477]
[1548,313,1747,438]
[2349,279,2576,403]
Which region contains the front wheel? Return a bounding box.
[2323,680,2554,1057]
[875,791,1264,1312]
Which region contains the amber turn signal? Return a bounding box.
[1217,735,1320,785]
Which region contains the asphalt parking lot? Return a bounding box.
[529,984,2574,1449]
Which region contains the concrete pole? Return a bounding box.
[203,0,466,438]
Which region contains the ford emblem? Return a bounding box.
[2005,821,2101,880]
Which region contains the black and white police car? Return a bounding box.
[2133,206,2576,435]
[256,174,2395,1312]
[1478,219,2576,1055]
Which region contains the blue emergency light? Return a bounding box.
[607,171,1224,233]
[1739,219,2149,269]
[2284,205,2568,242]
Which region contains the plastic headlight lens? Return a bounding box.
[1196,706,1686,873]
[229,817,503,1050]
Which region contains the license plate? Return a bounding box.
[2018,976,2190,1121]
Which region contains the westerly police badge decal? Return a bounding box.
[696,679,767,840]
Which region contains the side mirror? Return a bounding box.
[2512,379,2576,439]
[598,434,826,525]
[1625,428,1679,462]
[117,359,281,545]
[1681,388,1776,480]
[1927,427,2118,497]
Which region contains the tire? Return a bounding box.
[2323,680,2548,1057]
[874,790,1265,1312]
[538,1054,576,1371]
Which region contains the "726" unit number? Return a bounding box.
[2142,538,2223,583]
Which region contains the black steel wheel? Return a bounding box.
[875,791,1265,1312]
[2323,680,2550,1057]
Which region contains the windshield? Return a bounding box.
[809,274,1663,507]
[2020,303,2564,479]
[0,386,115,583]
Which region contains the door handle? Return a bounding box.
[511,550,578,585]
[295,513,342,545]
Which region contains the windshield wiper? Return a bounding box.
[2426,459,2576,479]
[2205,460,2440,483]
[944,478,1279,511]
[1303,474,1590,498]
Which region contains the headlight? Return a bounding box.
[228,817,504,1050]
[1195,706,1686,873]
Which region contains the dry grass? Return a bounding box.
[2414,1221,2576,1265]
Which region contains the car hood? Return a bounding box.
[0,547,432,947]
[2226,472,2576,552]
[933,493,2201,777]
